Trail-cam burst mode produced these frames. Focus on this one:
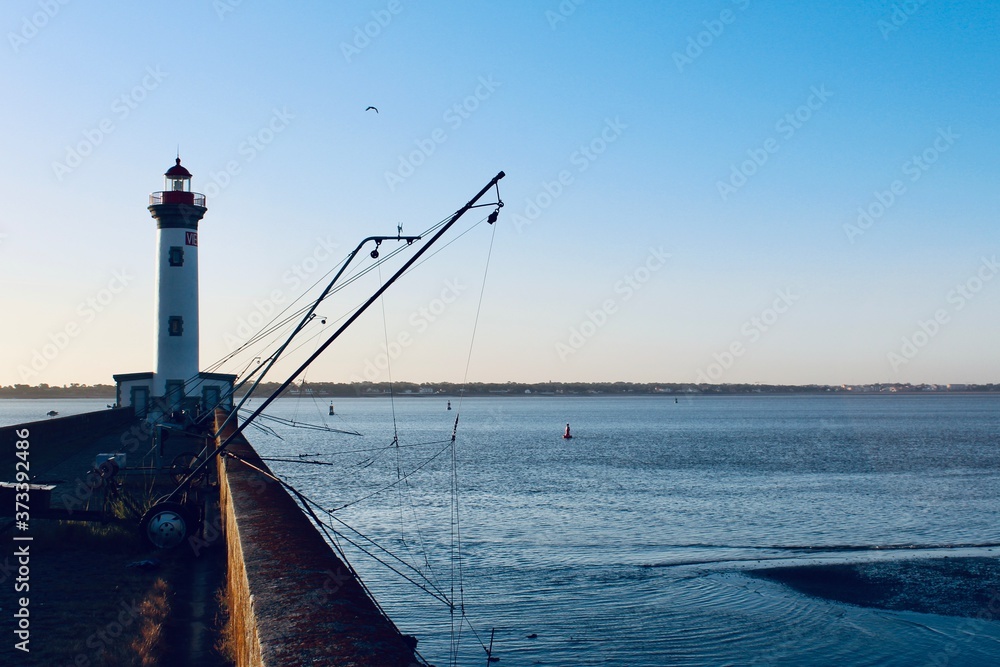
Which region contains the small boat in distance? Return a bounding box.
[46,410,59,417]
[563,423,573,439]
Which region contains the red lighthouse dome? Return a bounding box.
[164,157,192,179]
[151,158,205,207]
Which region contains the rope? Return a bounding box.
[259,457,340,466]
[331,439,454,511]
[261,438,449,458]
[375,261,413,552]
[224,451,452,606]
[202,203,500,665]
[242,407,362,435]
[377,263,401,447]
[155,212,459,434]
[142,210,479,450]
[317,506,451,605]
[450,213,499,665]
[269,466,408,628]
[458,218,498,409]
[210,214,484,391]
[180,215,488,448]
[199,213,454,381]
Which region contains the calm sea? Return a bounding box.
[5,394,1000,665]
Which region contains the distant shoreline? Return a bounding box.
[0,381,997,400]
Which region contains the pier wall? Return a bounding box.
[215,414,419,667]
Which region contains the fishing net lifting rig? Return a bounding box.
[137,171,505,551]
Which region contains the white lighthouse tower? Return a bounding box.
[114,158,234,424]
[149,158,205,409]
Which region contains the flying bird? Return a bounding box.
[365,106,378,113]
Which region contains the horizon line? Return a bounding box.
[1,380,994,389]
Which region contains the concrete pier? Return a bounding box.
[215,414,421,666]
[1,407,140,513]
[1,407,421,665]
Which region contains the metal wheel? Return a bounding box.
[169,451,205,486]
[139,502,191,549]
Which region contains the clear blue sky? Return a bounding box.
[2,1,998,386]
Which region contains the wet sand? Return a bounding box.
[753,557,1000,619]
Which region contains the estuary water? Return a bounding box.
[5,394,999,665]
[250,393,1000,666]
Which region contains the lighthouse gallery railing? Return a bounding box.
[149,191,207,207]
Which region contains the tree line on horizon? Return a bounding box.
[1,381,997,399]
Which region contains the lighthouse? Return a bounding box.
[114,158,234,424]
[149,158,205,407]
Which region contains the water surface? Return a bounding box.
[6,394,997,665]
[248,394,1000,666]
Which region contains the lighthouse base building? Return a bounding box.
[113,370,235,422]
[114,159,234,426]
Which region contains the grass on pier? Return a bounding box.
[0,519,216,666]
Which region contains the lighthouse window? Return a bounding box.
[168,246,184,267]
[168,316,184,337]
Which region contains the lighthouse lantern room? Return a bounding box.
[114,158,234,424]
